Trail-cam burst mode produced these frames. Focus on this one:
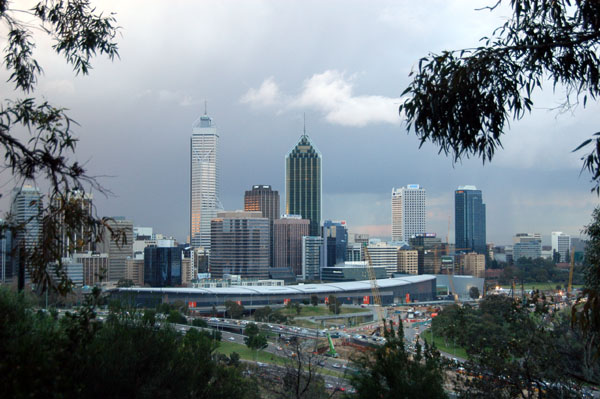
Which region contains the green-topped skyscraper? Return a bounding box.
[285,130,322,237]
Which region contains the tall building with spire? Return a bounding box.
[190,110,220,249]
[285,128,322,237]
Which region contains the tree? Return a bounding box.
[261,339,330,399]
[469,286,480,300]
[327,295,341,315]
[116,278,134,288]
[0,0,121,294]
[225,300,245,319]
[433,295,585,397]
[166,309,187,325]
[244,322,267,351]
[310,294,319,306]
[0,287,258,398]
[572,206,600,360]
[398,1,600,191]
[254,306,273,322]
[350,321,448,399]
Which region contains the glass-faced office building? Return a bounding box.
[144,246,183,287]
[455,186,486,255]
[190,113,219,249]
[285,134,322,237]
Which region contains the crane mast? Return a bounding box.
[363,246,386,332]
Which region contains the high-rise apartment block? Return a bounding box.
[397,250,419,275]
[460,253,486,278]
[190,113,220,249]
[302,236,324,281]
[55,190,94,257]
[244,185,280,265]
[455,186,486,254]
[391,185,426,242]
[273,215,309,277]
[286,134,322,237]
[100,217,133,282]
[322,220,348,267]
[209,211,269,279]
[551,232,571,263]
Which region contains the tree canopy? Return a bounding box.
[0,0,121,294]
[398,0,600,191]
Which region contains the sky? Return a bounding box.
[1,0,598,245]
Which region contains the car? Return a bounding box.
[332,363,341,368]
[228,337,235,341]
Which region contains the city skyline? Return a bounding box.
[0,1,596,245]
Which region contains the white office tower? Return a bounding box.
[190,112,220,249]
[551,232,571,263]
[391,185,426,242]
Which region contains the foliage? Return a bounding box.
[261,339,330,399]
[310,294,319,306]
[432,296,588,397]
[0,0,122,294]
[398,0,600,191]
[225,300,245,319]
[116,278,134,287]
[498,257,583,286]
[192,317,208,328]
[254,306,273,322]
[350,321,447,399]
[469,286,480,299]
[244,322,267,351]
[327,295,341,315]
[0,287,257,398]
[166,309,187,325]
[572,206,600,361]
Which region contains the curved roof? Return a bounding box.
[115,275,435,296]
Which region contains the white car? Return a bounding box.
[228,337,235,341]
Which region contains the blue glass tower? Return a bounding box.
[144,246,182,287]
[455,186,486,255]
[322,220,348,267]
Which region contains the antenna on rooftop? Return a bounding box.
[303,112,306,136]
[204,100,207,115]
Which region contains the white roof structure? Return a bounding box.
[116,275,435,296]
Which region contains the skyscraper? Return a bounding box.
[273,215,309,276]
[286,133,322,237]
[322,220,348,267]
[302,236,324,281]
[100,217,133,282]
[551,231,571,263]
[144,244,182,287]
[10,185,42,285]
[209,211,269,279]
[391,185,426,242]
[244,185,280,265]
[190,112,219,249]
[455,186,486,254]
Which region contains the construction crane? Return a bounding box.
[325,332,338,357]
[363,246,386,333]
[567,246,575,297]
